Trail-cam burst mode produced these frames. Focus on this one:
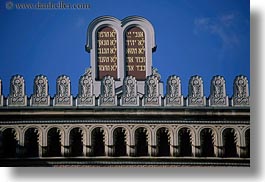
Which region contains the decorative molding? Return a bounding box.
[144,75,161,106]
[209,76,229,106]
[7,75,27,106]
[77,68,95,106]
[99,76,117,106]
[232,75,250,106]
[30,75,50,106]
[54,75,73,106]
[121,76,139,106]
[187,75,206,106]
[165,75,184,106]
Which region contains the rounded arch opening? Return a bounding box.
[69,128,84,157]
[178,128,192,157]
[91,127,105,156]
[24,128,39,157]
[47,127,62,157]
[135,127,149,156]
[222,128,238,157]
[200,128,215,157]
[113,127,127,156]
[156,127,170,157]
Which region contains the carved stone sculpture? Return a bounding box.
[30,75,50,106]
[209,76,229,106]
[232,75,249,106]
[144,75,161,106]
[8,75,27,106]
[121,76,139,106]
[165,75,183,106]
[77,68,95,106]
[100,76,117,106]
[187,75,206,106]
[54,75,72,106]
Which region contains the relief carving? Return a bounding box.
[8,75,27,106]
[31,75,50,106]
[54,75,72,106]
[165,75,183,106]
[144,75,161,106]
[232,75,249,106]
[100,75,116,106]
[209,76,228,106]
[77,68,95,106]
[187,75,206,106]
[121,76,139,106]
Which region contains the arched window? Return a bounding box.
[47,128,61,157]
[223,128,238,157]
[135,127,149,156]
[200,128,214,157]
[157,128,170,156]
[24,128,39,157]
[1,128,17,158]
[113,127,127,156]
[178,128,192,157]
[91,127,105,156]
[69,128,84,157]
[245,129,250,158]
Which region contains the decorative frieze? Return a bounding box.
[165,75,184,106]
[77,68,95,106]
[121,76,139,106]
[209,76,229,106]
[187,75,206,106]
[99,76,117,106]
[144,75,161,106]
[54,75,73,106]
[30,75,50,106]
[7,75,27,106]
[232,75,250,106]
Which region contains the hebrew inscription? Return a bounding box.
[97,27,117,80]
[125,27,146,80]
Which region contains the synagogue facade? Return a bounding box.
[0,16,250,167]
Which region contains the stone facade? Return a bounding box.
[0,16,250,167]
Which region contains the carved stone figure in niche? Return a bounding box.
[232,75,249,106]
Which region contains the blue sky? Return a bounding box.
[0,0,250,97]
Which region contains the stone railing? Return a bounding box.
[0,73,250,107]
